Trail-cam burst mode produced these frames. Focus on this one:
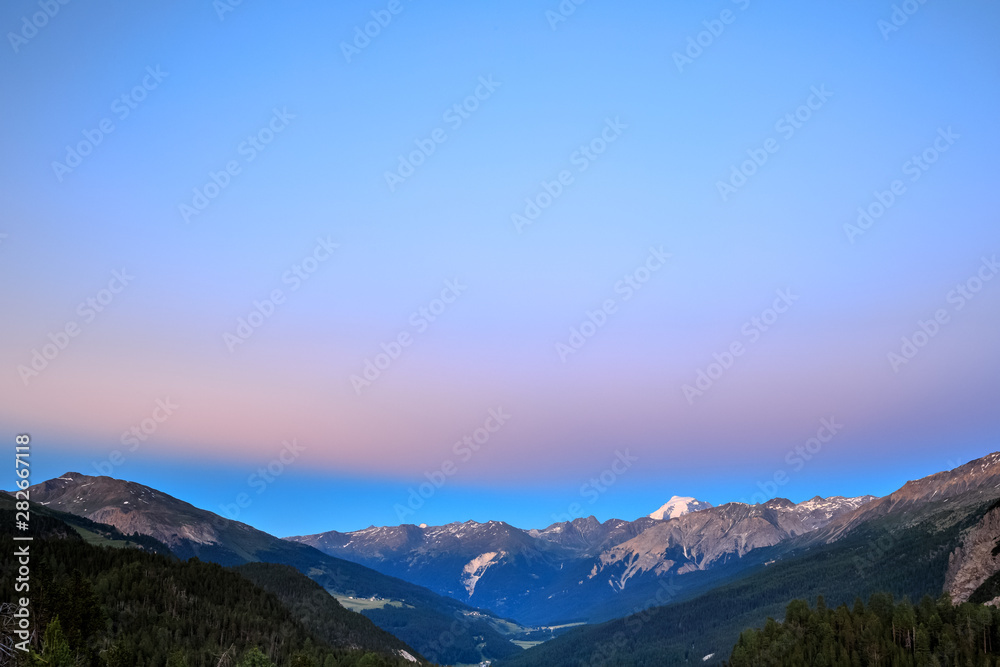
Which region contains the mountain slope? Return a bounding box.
[233,562,423,661]
[0,488,173,554]
[506,451,1000,666]
[26,473,524,666]
[505,496,990,666]
[818,452,1000,541]
[0,508,422,666]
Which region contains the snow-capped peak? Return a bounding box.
[649,496,713,520]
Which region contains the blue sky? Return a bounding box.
[1,1,998,535]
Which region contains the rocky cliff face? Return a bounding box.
[945,502,1000,603]
[588,497,873,587]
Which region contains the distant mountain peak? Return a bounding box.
[649,496,713,520]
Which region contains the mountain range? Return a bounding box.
[288,493,874,624]
[16,451,1000,666]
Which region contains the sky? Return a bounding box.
[1,1,998,537]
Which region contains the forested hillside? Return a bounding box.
[233,563,422,659]
[504,497,987,666]
[0,510,424,667]
[728,594,1000,666]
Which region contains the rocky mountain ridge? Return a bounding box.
[289,494,875,622]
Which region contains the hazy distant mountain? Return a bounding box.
[289,494,873,624]
[648,496,713,520]
[289,518,579,620]
[527,514,660,555]
[26,473,526,666]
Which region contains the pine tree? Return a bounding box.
[237,646,274,667]
[103,640,136,667]
[727,594,1000,666]
[30,617,74,667]
[357,653,392,667]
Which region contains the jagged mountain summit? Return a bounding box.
[649,496,713,520]
[590,496,876,590]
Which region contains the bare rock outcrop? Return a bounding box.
[945,504,1000,603]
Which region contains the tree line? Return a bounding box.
[729,592,1000,666]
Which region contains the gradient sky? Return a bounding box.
[1,1,998,536]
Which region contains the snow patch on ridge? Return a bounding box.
[461,551,504,596]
